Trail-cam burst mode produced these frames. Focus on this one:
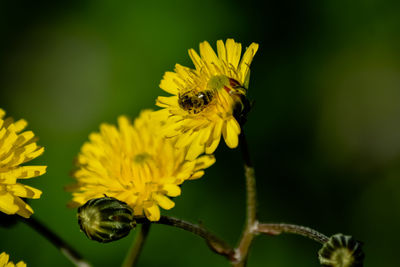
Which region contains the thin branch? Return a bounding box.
[21,216,91,267]
[234,131,258,267]
[257,223,329,244]
[122,223,151,267]
[135,216,235,261]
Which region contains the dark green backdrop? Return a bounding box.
[1,0,400,266]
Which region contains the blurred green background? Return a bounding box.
[1,0,400,266]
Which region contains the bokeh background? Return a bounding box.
[1,0,400,266]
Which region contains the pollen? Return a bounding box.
[207,75,229,91]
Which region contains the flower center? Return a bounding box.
[133,153,151,164]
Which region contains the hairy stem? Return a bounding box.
[21,216,91,267]
[122,223,151,267]
[257,223,329,244]
[135,216,235,261]
[234,132,258,267]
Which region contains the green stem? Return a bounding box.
[234,132,258,267]
[135,216,235,261]
[21,216,91,267]
[122,223,151,267]
[257,223,329,244]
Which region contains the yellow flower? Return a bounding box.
[69,110,215,221]
[156,39,258,160]
[0,109,46,218]
[0,252,26,267]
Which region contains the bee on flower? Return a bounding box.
[0,109,46,218]
[68,110,215,222]
[156,39,258,160]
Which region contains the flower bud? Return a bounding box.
[318,233,364,267]
[77,197,135,243]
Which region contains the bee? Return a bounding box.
[224,78,247,96]
[178,90,215,114]
[225,78,251,125]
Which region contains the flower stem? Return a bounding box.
[122,223,151,267]
[257,223,329,244]
[234,132,258,267]
[20,216,91,267]
[135,216,235,261]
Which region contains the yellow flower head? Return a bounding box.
[69,110,215,221]
[0,109,46,218]
[0,252,26,267]
[156,39,258,160]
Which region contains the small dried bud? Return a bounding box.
[77,197,135,243]
[318,233,364,267]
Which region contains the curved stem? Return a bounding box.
[135,216,235,261]
[257,223,329,244]
[122,223,151,267]
[234,132,258,267]
[20,216,91,267]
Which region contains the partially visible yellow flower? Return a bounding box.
[0,109,46,218]
[68,110,215,221]
[156,39,258,160]
[0,252,26,267]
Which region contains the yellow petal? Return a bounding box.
[151,109,170,121]
[0,193,19,215]
[186,133,205,161]
[205,119,223,154]
[222,120,239,148]
[176,160,196,180]
[14,197,34,218]
[160,72,182,95]
[217,40,227,64]
[188,48,205,71]
[1,132,18,156]
[174,64,193,80]
[144,204,160,221]
[156,96,178,108]
[226,39,242,69]
[7,184,42,199]
[159,118,184,138]
[13,119,27,133]
[16,261,27,267]
[0,253,9,266]
[212,119,224,139]
[199,124,213,145]
[0,165,47,179]
[162,184,181,197]
[153,194,175,210]
[205,136,220,154]
[189,170,204,180]
[195,155,216,171]
[238,43,259,84]
[200,41,221,71]
[24,146,45,162]
[227,117,241,135]
[175,131,196,148]
[16,131,34,146]
[21,142,38,155]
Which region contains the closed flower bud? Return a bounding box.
[318,233,364,267]
[77,197,135,243]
